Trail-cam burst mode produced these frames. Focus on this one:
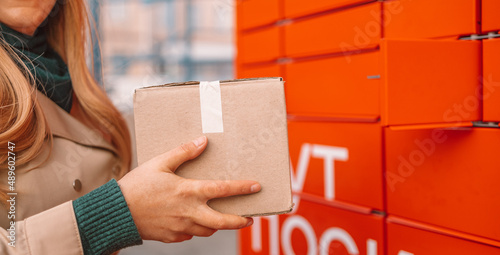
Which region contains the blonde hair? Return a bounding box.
[0,1,131,201]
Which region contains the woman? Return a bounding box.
[0,0,260,254]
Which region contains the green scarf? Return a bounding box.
[0,22,73,112]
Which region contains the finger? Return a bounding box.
[164,234,193,243]
[185,224,217,237]
[155,136,208,172]
[198,180,261,200]
[194,207,253,230]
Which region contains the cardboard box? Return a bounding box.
[387,217,500,254]
[288,120,383,210]
[385,126,500,241]
[284,2,381,58]
[133,78,293,216]
[240,195,385,255]
[482,0,500,33]
[483,38,500,122]
[383,0,478,39]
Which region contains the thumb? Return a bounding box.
[155,136,208,172]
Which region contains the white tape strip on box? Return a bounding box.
[199,81,224,133]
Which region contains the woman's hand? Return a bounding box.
[118,136,261,243]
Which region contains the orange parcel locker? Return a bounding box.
[236,0,281,31]
[239,214,275,255]
[287,121,383,210]
[237,26,282,65]
[286,50,380,120]
[284,0,374,19]
[482,0,500,33]
[240,198,385,255]
[383,0,478,39]
[381,39,481,126]
[483,39,500,122]
[385,127,500,242]
[284,2,381,58]
[387,220,500,255]
[236,64,283,80]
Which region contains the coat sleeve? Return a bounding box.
[0,201,83,255]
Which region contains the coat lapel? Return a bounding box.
[35,90,119,156]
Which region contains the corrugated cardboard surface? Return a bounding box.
[133,78,293,216]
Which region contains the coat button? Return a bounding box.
[73,179,82,192]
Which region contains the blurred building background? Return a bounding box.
[93,0,235,113]
[88,0,239,254]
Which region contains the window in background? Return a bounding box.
[95,0,235,113]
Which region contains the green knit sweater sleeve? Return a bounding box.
[72,179,143,255]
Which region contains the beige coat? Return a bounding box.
[0,91,128,254]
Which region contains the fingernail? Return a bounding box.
[245,218,253,227]
[251,184,261,193]
[193,136,206,147]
